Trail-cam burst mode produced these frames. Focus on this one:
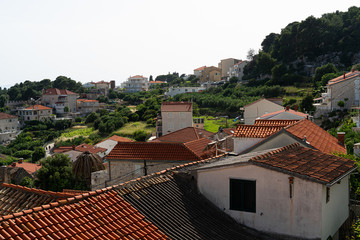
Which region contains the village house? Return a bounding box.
[148,80,165,88]
[76,99,101,116]
[218,58,242,79]
[53,143,107,162]
[156,102,193,137]
[105,138,214,185]
[41,88,78,115]
[17,104,53,126]
[243,98,284,124]
[0,159,41,185]
[165,86,206,97]
[95,135,134,155]
[233,119,346,155]
[193,66,206,78]
[199,66,222,83]
[195,143,356,240]
[152,126,213,143]
[121,75,149,92]
[227,60,249,80]
[0,112,19,144]
[314,70,360,117]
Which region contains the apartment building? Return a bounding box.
[121,75,149,92]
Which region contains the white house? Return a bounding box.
[195,143,356,240]
[121,75,149,93]
[243,98,283,124]
[95,135,134,156]
[165,86,206,97]
[227,60,248,80]
[0,112,19,144]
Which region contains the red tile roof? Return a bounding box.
[233,125,284,138]
[250,143,356,185]
[102,135,134,143]
[222,128,236,135]
[0,112,17,120]
[0,187,168,239]
[129,75,146,79]
[149,81,165,84]
[24,105,52,110]
[152,127,214,143]
[43,88,77,95]
[107,138,213,161]
[53,146,75,153]
[327,70,360,86]
[77,99,99,103]
[75,144,106,154]
[260,109,308,118]
[285,119,346,154]
[161,102,192,112]
[11,162,41,175]
[184,138,215,159]
[254,119,299,126]
[194,66,207,71]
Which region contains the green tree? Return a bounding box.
[300,94,315,112]
[133,130,148,141]
[35,154,76,192]
[32,147,45,163]
[314,63,338,85]
[64,106,69,113]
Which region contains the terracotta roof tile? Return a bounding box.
[107,139,214,161]
[129,75,146,79]
[24,105,52,110]
[0,112,17,120]
[233,125,283,138]
[260,109,308,118]
[161,102,192,112]
[285,119,346,154]
[194,66,207,71]
[152,127,214,143]
[43,88,77,95]
[11,162,41,175]
[100,135,134,143]
[327,70,360,86]
[249,143,356,185]
[75,144,106,154]
[254,119,299,126]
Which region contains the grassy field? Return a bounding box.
[59,126,95,140]
[114,122,155,138]
[203,116,238,132]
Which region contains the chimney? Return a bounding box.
[294,105,298,111]
[72,145,76,150]
[352,68,355,73]
[343,72,346,79]
[18,158,23,164]
[286,105,290,111]
[337,132,345,146]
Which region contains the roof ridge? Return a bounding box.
[1,183,79,198]
[284,118,306,129]
[249,143,300,161]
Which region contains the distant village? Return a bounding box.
[0,57,360,240]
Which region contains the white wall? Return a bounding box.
[197,164,323,239]
[244,99,284,125]
[233,137,263,153]
[96,140,118,156]
[322,176,349,240]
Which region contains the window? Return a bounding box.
[229,179,256,212]
[326,187,330,203]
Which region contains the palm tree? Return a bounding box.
[72,151,105,189]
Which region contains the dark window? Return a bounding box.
[230,179,256,212]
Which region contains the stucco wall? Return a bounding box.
[162,111,193,135]
[233,137,263,153]
[197,164,323,239]
[244,100,284,125]
[329,77,357,110]
[321,176,349,240]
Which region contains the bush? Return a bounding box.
[13,150,33,159]
[133,130,148,142]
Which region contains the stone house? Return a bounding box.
[17,104,53,126]
[218,58,241,79]
[195,143,356,240]
[121,75,149,92]
[0,112,19,144]
[41,88,78,115]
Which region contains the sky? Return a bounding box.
[0,0,359,88]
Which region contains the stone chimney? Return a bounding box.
[337,132,345,146]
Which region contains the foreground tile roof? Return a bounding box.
[260,109,308,119]
[0,186,167,239]
[0,112,17,120]
[161,102,192,112]
[233,125,284,138]
[107,138,214,161]
[152,127,214,143]
[0,183,78,216]
[327,70,360,86]
[24,105,52,110]
[250,143,356,185]
[43,88,77,95]
[284,119,346,154]
[254,119,299,126]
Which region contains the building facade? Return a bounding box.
[227,60,248,80]
[218,58,241,79]
[165,86,206,97]
[121,75,149,92]
[41,88,78,115]
[18,105,53,125]
[0,113,19,144]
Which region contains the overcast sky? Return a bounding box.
[0,0,359,88]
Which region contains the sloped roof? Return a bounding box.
[100,135,134,143]
[107,138,213,161]
[161,102,192,112]
[53,146,75,153]
[77,99,98,103]
[24,105,52,110]
[75,144,107,154]
[284,119,346,154]
[152,127,214,143]
[254,119,299,126]
[129,75,146,79]
[0,112,17,120]
[0,183,78,216]
[11,162,41,175]
[194,66,207,71]
[233,125,284,138]
[327,70,360,86]
[244,98,283,108]
[250,143,356,185]
[260,109,308,119]
[222,128,236,135]
[43,88,77,95]
[149,81,164,84]
[0,186,167,239]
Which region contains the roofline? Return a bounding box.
[326,166,358,187]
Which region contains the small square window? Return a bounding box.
[230,179,256,212]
